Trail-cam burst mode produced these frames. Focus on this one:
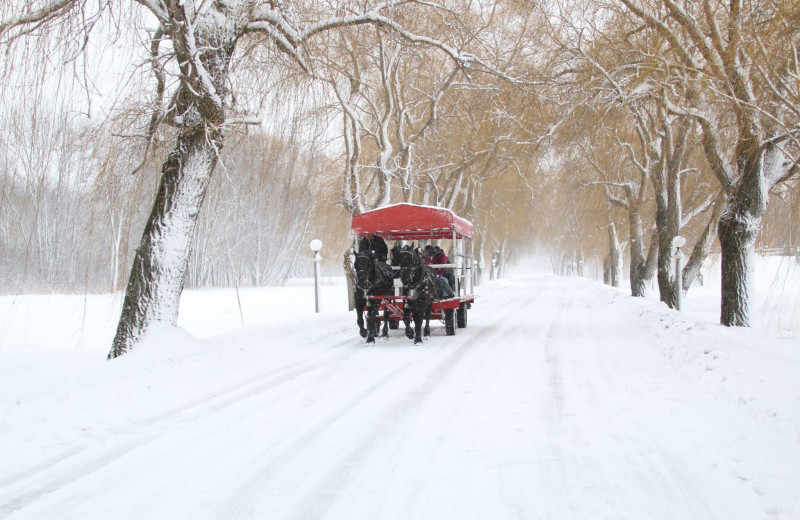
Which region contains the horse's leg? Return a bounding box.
[366,302,377,344]
[413,302,424,344]
[423,300,432,337]
[356,296,367,338]
[403,293,414,339]
[357,310,368,337]
[381,302,390,337]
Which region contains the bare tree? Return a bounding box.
[319,20,472,215]
[566,100,655,297]
[0,98,101,292]
[618,0,800,325]
[1,1,478,357]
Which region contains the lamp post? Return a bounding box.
[310,239,322,313]
[672,235,686,311]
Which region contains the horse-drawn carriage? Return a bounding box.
[347,203,475,344]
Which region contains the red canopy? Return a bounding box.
[351,203,474,240]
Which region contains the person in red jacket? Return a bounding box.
[431,246,448,275]
[432,246,456,292]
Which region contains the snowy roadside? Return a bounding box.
[1,260,798,454]
[632,294,797,427]
[634,256,799,443]
[0,258,798,519]
[0,285,353,484]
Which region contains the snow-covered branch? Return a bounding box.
[0,0,79,41]
[764,143,800,188]
[665,100,735,190]
[132,0,168,23]
[604,186,630,210]
[246,1,474,71]
[580,180,633,209]
[680,193,714,228]
[661,0,724,76]
[613,129,648,179]
[180,11,223,110]
[223,115,261,126]
[618,0,699,70]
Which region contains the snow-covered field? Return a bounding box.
[1,256,798,519]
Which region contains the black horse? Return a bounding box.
[353,249,395,343]
[397,244,437,344]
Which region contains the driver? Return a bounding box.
[359,232,389,262]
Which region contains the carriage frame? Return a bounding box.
[350,203,475,335]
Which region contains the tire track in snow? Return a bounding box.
[323,277,553,519]
[291,286,545,519]
[2,276,742,519]
[212,285,539,519]
[291,344,475,519]
[0,337,364,517]
[480,288,552,520]
[529,288,576,517]
[211,349,453,519]
[527,279,722,520]
[572,298,724,520]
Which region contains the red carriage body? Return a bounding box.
[350,203,475,335]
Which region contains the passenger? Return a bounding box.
[430,246,444,274]
[437,275,454,298]
[431,246,456,288]
[423,245,434,265]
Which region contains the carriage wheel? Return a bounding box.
[445,308,456,336]
[457,302,468,328]
[389,320,399,330]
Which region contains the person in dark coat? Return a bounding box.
[359,233,388,262]
[423,245,434,265]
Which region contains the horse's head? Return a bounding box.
[398,244,422,287]
[354,251,374,290]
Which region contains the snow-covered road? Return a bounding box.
[1,275,798,519]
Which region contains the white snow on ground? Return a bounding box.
[0,256,798,519]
